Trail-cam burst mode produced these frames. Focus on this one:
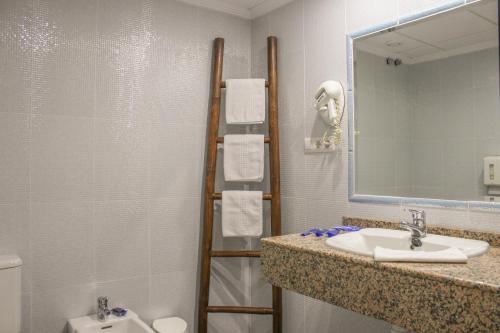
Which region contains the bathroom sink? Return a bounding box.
[325,228,489,258]
[68,310,155,333]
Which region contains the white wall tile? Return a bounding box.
[151,0,199,48]
[150,271,197,330]
[304,152,347,200]
[473,47,500,90]
[408,60,441,98]
[474,86,500,139]
[95,0,154,121]
[282,197,307,234]
[305,296,391,333]
[304,0,346,134]
[208,313,251,333]
[399,0,461,17]
[31,115,94,202]
[305,197,343,228]
[412,139,445,191]
[0,113,30,203]
[357,46,497,201]
[95,200,149,281]
[278,50,305,126]
[0,0,33,115]
[94,118,151,201]
[282,290,305,333]
[147,46,206,126]
[150,197,200,274]
[96,276,150,322]
[438,52,474,93]
[250,315,272,333]
[251,15,270,78]
[150,123,203,198]
[31,202,94,291]
[0,0,253,331]
[412,92,444,140]
[346,0,398,33]
[32,283,95,333]
[30,0,97,118]
[280,123,305,198]
[442,93,474,140]
[268,0,304,54]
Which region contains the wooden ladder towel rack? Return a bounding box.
[197,36,282,333]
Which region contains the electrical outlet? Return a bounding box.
[304,137,336,153]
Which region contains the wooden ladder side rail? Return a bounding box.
[198,37,224,333]
[267,35,283,333]
[197,36,282,333]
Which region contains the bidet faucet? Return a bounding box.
[97,296,110,322]
[400,209,426,249]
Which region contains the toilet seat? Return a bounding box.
[152,317,187,333]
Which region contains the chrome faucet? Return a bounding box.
[97,296,110,322]
[400,209,426,249]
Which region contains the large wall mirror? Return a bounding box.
[348,0,499,208]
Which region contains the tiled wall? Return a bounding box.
[355,50,412,197]
[0,0,251,332]
[354,47,500,200]
[1,0,498,333]
[355,47,500,201]
[251,0,499,333]
[409,47,500,201]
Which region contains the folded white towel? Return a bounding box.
[225,79,266,124]
[222,191,263,238]
[373,246,468,263]
[224,134,264,182]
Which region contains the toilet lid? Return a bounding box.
[153,317,187,333]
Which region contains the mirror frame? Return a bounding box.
[346,0,500,210]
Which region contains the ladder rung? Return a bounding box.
[210,250,261,257]
[221,81,269,88]
[207,306,274,315]
[212,193,272,200]
[216,137,271,144]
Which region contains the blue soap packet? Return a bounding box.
[301,225,360,238]
[112,307,127,317]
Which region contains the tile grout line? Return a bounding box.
[26,0,37,330]
[92,0,99,309]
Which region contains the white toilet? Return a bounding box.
[0,255,22,333]
[152,317,188,333]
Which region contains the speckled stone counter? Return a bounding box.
[261,219,500,333]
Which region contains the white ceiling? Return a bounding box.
[177,0,295,19]
[355,0,499,64]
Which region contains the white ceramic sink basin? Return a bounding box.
[68,310,154,333]
[325,228,489,258]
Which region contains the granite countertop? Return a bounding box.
[261,218,500,333]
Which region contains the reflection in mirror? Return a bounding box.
[353,0,499,203]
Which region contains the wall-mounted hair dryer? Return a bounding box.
[313,80,345,146]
